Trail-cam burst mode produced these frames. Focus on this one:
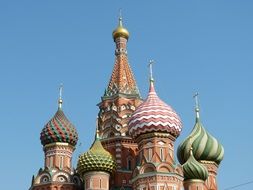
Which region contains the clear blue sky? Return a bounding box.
[0,1,252,190]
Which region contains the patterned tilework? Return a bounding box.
[40,109,78,146]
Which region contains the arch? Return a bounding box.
[140,163,156,174]
[52,171,70,182]
[157,163,174,173]
[37,172,51,184]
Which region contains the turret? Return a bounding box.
[77,126,116,190]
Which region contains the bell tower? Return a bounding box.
[97,15,142,189]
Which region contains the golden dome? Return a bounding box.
[112,17,129,41]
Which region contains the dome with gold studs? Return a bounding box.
[112,16,129,41]
[77,131,116,175]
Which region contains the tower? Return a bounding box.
[97,15,143,189]
[30,86,82,190]
[177,95,224,190]
[77,128,116,190]
[128,62,184,190]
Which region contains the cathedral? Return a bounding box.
[29,16,224,190]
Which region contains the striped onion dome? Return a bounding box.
[177,108,224,165]
[183,148,208,181]
[77,133,116,175]
[40,101,78,146]
[129,80,182,139]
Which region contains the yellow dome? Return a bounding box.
[112,17,129,41]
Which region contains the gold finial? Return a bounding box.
[58,84,63,109]
[193,92,200,119]
[148,60,155,82]
[112,10,129,41]
[95,117,100,140]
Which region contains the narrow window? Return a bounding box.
[90,178,93,188]
[59,156,63,169]
[99,178,102,188]
[160,148,164,161]
[148,148,153,161]
[127,158,132,170]
[50,156,53,168]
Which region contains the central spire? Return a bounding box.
[104,15,140,98]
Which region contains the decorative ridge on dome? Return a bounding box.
[112,11,129,41]
[77,121,116,175]
[183,147,208,181]
[177,94,224,165]
[40,85,78,146]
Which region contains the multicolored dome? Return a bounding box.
[77,133,116,175]
[183,148,208,181]
[177,108,224,165]
[129,80,182,139]
[40,100,78,146]
[112,16,129,41]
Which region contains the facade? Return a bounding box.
[30,16,224,190]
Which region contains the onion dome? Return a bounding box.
[112,16,129,41]
[183,148,208,181]
[129,61,182,138]
[77,130,116,175]
[40,86,78,146]
[177,100,224,165]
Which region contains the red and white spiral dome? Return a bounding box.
[129,80,182,139]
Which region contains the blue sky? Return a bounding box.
[0,1,252,190]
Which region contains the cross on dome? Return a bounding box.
[148,60,155,82]
[193,92,200,119]
[58,83,63,109]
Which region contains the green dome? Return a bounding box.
[77,136,116,175]
[177,109,224,165]
[183,149,208,181]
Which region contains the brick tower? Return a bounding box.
[30,86,82,190]
[97,15,142,189]
[128,63,184,190]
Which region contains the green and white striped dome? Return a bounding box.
[183,148,208,181]
[177,108,224,165]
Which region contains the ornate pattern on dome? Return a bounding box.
[177,115,224,165]
[182,149,208,181]
[40,109,78,146]
[77,137,116,175]
[129,81,182,138]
